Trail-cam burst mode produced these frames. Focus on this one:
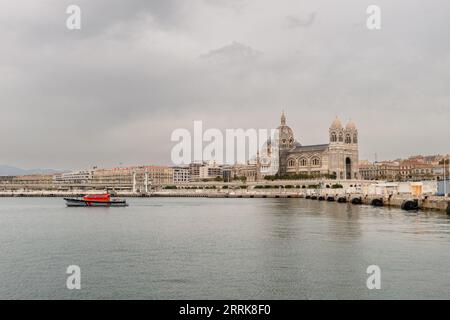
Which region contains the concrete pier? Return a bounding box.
[1,189,449,213]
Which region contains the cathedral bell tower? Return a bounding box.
[328,117,359,180]
[277,111,295,175]
[278,111,294,150]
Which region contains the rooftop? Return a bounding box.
[289,144,329,153]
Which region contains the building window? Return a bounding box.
[311,157,320,166]
[345,134,351,144]
[330,132,337,142]
[338,132,343,142]
[353,133,358,143]
[300,158,307,167]
[288,159,295,167]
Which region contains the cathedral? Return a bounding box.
[261,112,359,180]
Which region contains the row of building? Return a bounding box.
[0,113,362,191]
[359,154,449,181]
[1,154,448,192]
[0,161,262,192]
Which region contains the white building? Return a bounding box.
[54,170,94,184]
[365,181,438,196]
[172,167,191,183]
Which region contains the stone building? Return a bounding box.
[359,161,401,181]
[359,155,449,181]
[92,165,174,191]
[0,174,54,190]
[277,112,359,179]
[198,162,223,180]
[188,162,202,181]
[228,155,262,182]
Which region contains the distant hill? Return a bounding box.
[0,165,64,176]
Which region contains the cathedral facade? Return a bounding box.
[277,112,359,180]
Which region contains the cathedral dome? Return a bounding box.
[277,124,294,137]
[345,120,356,130]
[330,117,343,130]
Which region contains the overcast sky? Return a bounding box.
[0,0,449,170]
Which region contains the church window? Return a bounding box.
[353,133,358,143]
[331,132,337,142]
[311,157,320,166]
[338,132,343,142]
[300,158,307,167]
[288,159,295,167]
[345,134,351,144]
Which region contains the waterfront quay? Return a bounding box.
[1,179,449,213]
[153,190,450,212]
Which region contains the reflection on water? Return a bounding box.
[0,197,449,299]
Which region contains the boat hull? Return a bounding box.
[64,198,128,207]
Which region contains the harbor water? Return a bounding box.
[0,197,449,299]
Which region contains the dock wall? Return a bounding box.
[1,189,449,213]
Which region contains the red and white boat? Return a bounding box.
[64,193,128,207]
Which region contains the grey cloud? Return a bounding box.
[0,0,449,169]
[286,12,316,28]
[1,0,185,46]
[200,41,263,64]
[204,0,247,11]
